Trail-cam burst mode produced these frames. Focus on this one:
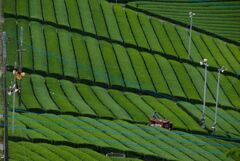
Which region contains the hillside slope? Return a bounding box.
[127,0,240,43]
[2,0,240,160]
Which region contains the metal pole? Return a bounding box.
[188,16,192,57]
[212,66,224,133]
[18,27,23,107]
[188,12,195,58]
[19,27,23,72]
[11,66,16,134]
[200,64,208,128]
[212,71,221,132]
[2,32,8,161]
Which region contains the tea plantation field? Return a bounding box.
[2,0,240,160]
[127,0,240,43]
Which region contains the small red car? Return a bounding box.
[148,112,173,130]
[149,118,173,130]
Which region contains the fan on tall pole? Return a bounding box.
[200,58,208,129]
[188,11,196,59]
[212,66,225,133]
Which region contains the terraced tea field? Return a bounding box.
[127,0,240,43]
[1,0,240,160]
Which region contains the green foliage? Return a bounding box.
[71,33,94,81]
[30,22,48,72]
[160,98,205,133]
[20,142,65,161]
[52,0,69,26]
[60,79,96,116]
[85,37,109,85]
[42,0,56,23]
[16,0,29,17]
[76,83,114,118]
[29,0,43,20]
[183,63,215,103]
[92,86,132,121]
[99,41,124,87]
[227,43,240,63]
[113,44,140,90]
[31,74,59,112]
[10,112,238,161]
[3,0,15,14]
[58,29,78,79]
[142,95,187,130]
[138,13,163,52]
[128,1,240,42]
[89,0,109,38]
[126,10,149,49]
[163,23,188,59]
[77,0,96,34]
[214,39,240,75]
[150,19,177,57]
[201,35,234,73]
[101,1,123,42]
[125,92,154,118]
[65,0,83,30]
[175,27,202,61]
[44,25,63,76]
[141,52,170,95]
[170,60,201,101]
[113,5,136,45]
[9,141,145,161]
[155,55,185,98]
[226,148,240,161]
[177,101,235,137]
[108,89,147,122]
[18,20,33,69]
[4,1,240,161]
[191,31,219,67]
[21,75,42,111]
[5,17,240,108]
[4,18,18,66]
[127,48,154,92]
[215,74,240,108]
[45,77,78,113]
[197,67,232,107]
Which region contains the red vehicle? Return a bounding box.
[149,112,173,130]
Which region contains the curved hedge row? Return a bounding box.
[127,1,240,42]
[7,73,240,137]
[4,19,240,109]
[9,112,238,161]
[4,0,240,76]
[9,141,143,161]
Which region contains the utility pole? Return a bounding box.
[212,66,225,133]
[200,59,208,129]
[8,62,19,134]
[188,12,195,58]
[7,27,25,134]
[17,27,24,107]
[2,32,8,161]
